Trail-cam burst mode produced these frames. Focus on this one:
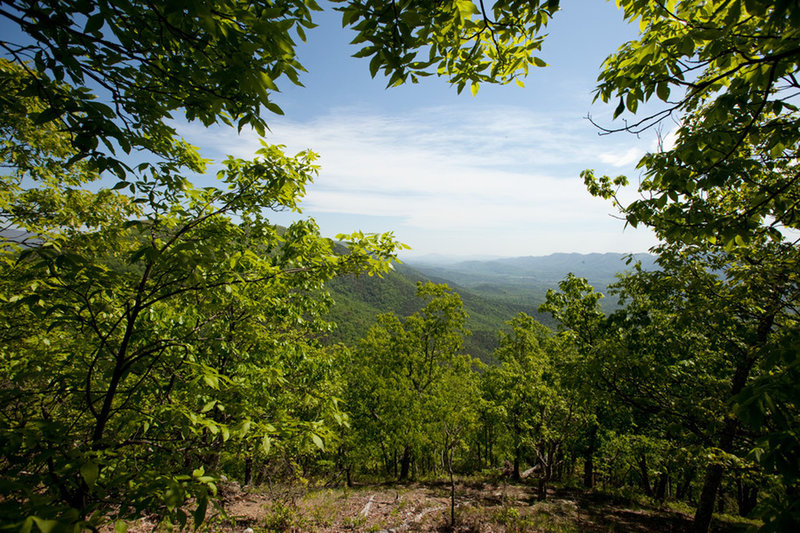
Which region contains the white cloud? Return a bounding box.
[598,146,643,167]
[177,106,658,256]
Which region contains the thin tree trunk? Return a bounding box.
[639,455,654,498]
[583,424,598,488]
[380,440,391,477]
[735,479,758,516]
[449,451,456,528]
[400,445,411,481]
[677,465,696,501]
[655,471,668,500]
[244,455,253,486]
[692,417,737,533]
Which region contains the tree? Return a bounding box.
[0,114,400,531]
[0,3,404,529]
[4,0,799,530]
[542,244,800,532]
[0,0,316,171]
[331,0,559,93]
[564,2,800,529]
[344,282,475,482]
[488,313,587,499]
[582,0,800,248]
[429,357,481,528]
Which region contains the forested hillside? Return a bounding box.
[325,262,553,362]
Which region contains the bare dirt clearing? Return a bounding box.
[201,480,757,532]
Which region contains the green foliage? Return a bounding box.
[332,0,558,91]
[584,0,800,247]
[325,262,546,362]
[343,282,481,479]
[541,244,800,529]
[3,0,800,531]
[483,313,588,485]
[0,6,403,530]
[574,2,800,527]
[1,0,316,165]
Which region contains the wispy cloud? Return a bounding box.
[178,106,658,256]
[598,147,643,167]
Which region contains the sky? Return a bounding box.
[179,1,669,259]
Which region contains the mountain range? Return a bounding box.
[325,252,656,363]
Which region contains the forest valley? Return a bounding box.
[1,0,798,533]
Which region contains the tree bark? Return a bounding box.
[639,455,654,498]
[655,471,669,500]
[693,417,738,532]
[244,455,252,486]
[736,479,758,517]
[399,445,411,481]
[677,465,696,501]
[583,424,598,488]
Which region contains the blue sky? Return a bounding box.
[181,1,667,259]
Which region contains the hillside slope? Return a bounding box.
[324,262,550,363]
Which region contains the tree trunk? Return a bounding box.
[693,464,723,533]
[583,424,598,489]
[677,465,696,501]
[380,440,391,477]
[399,445,411,481]
[693,417,738,533]
[244,455,253,486]
[655,471,669,501]
[512,446,521,481]
[736,479,758,517]
[489,424,495,467]
[639,455,654,498]
[448,450,456,529]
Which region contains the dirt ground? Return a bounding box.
[198,480,758,533]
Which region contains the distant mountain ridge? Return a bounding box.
[406,252,657,305]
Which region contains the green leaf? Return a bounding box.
[613,97,625,119]
[193,495,208,529]
[656,81,670,101]
[265,102,284,115]
[369,54,381,78]
[80,462,99,488]
[32,108,62,125]
[32,518,59,533]
[311,433,324,450]
[85,14,104,33]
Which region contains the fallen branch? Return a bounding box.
[360,494,376,517]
